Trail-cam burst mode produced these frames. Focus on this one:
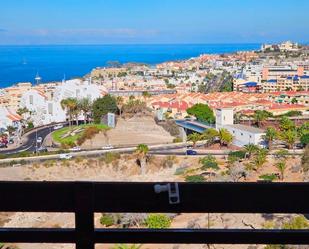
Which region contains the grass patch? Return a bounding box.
[52,124,108,145]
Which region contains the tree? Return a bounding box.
[92,95,118,124]
[218,128,233,147]
[243,144,259,159]
[187,133,201,148]
[60,98,78,128]
[142,91,151,99]
[291,97,298,104]
[298,122,309,137]
[279,116,295,131]
[252,148,268,170]
[6,126,16,136]
[276,161,287,180]
[116,96,124,116]
[186,104,215,124]
[253,110,272,127]
[300,134,309,147]
[263,127,277,150]
[16,107,29,116]
[280,129,297,149]
[78,98,92,124]
[135,144,149,175]
[302,146,309,172]
[201,128,219,146]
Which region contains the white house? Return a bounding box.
[216,108,265,147]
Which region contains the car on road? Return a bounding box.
[37,137,43,143]
[102,145,114,150]
[69,146,81,151]
[34,146,48,153]
[186,149,197,155]
[59,154,72,160]
[0,143,8,148]
[53,125,63,130]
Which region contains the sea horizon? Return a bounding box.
[0,43,262,88]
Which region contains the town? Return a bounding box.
[0,41,309,249]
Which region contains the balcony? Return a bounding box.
[1,181,309,248]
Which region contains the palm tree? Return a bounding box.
[279,116,295,131]
[135,144,149,175]
[218,128,233,147]
[253,111,267,128]
[280,130,297,149]
[263,127,277,150]
[276,161,287,180]
[116,96,124,117]
[187,133,201,148]
[201,128,219,146]
[253,148,268,170]
[78,98,92,124]
[6,125,16,136]
[244,144,259,159]
[60,98,78,129]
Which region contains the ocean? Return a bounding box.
[0,44,260,88]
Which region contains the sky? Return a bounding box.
[0,0,309,45]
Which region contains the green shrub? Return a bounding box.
[174,167,187,175]
[173,137,183,143]
[111,245,142,249]
[185,175,205,182]
[102,152,120,164]
[228,150,246,159]
[282,215,309,229]
[145,214,171,229]
[259,173,278,182]
[100,214,115,227]
[199,155,219,170]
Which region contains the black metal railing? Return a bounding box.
[1,181,309,249]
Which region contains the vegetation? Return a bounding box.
[252,148,268,170]
[76,126,101,145]
[135,144,149,175]
[145,214,171,229]
[100,213,115,227]
[51,124,108,147]
[275,161,287,180]
[199,155,219,171]
[186,104,215,123]
[218,128,233,146]
[60,97,78,128]
[300,133,309,146]
[280,129,297,149]
[253,110,272,127]
[122,99,147,114]
[187,132,202,147]
[263,127,277,149]
[279,116,295,131]
[111,245,142,249]
[243,144,259,159]
[185,175,205,182]
[302,146,309,172]
[202,128,219,146]
[92,95,118,124]
[259,173,278,182]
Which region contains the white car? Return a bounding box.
[69,146,81,151]
[36,137,43,143]
[59,153,72,160]
[102,145,114,150]
[53,125,63,130]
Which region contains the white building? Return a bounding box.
[216,108,265,147]
[0,107,22,131]
[20,79,107,126]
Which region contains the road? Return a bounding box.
[1,124,60,155]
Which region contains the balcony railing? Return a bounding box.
[1,181,309,249]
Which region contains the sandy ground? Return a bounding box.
[82,116,174,149]
[0,154,304,249]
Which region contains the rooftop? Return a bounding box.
[225,124,265,134]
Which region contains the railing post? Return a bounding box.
[75,182,94,249]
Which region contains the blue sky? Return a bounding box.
[0,0,308,44]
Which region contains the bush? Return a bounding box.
[199,155,219,171]
[100,214,115,227]
[102,152,120,164]
[145,214,171,229]
[228,150,246,159]
[173,137,182,143]
[77,126,100,145]
[282,215,309,229]
[259,173,278,182]
[111,245,142,249]
[185,175,205,182]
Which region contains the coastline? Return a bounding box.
[0,43,260,88]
